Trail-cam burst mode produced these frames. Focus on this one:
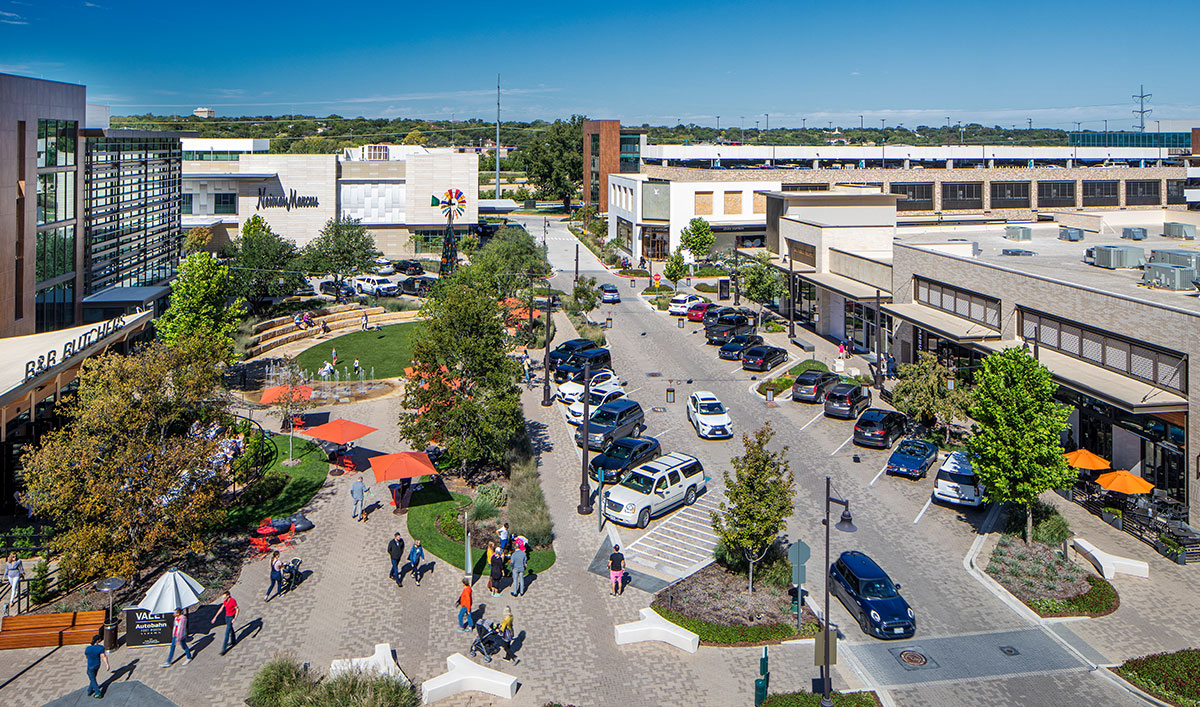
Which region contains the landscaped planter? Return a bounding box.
[1101,510,1123,531]
[1154,539,1188,565]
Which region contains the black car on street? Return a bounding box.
[831,550,915,639]
[589,436,661,482]
[394,259,425,275]
[718,334,764,360]
[548,338,599,370]
[741,345,788,371]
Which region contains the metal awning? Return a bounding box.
[803,272,891,303]
[181,172,276,180]
[882,302,1000,341]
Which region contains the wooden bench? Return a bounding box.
[0,610,107,650]
[613,608,699,653]
[1073,537,1149,580]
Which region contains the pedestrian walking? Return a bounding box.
[350,477,367,522]
[360,312,368,331]
[353,358,361,375]
[388,532,405,586]
[608,544,625,596]
[488,547,505,597]
[497,523,510,553]
[4,552,24,616]
[331,347,338,365]
[509,542,528,597]
[837,342,846,359]
[456,577,474,631]
[84,633,109,698]
[521,355,532,385]
[266,551,284,602]
[886,353,897,380]
[407,539,425,586]
[211,590,239,655]
[162,608,193,667]
[499,606,520,664]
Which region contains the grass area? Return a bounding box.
[695,283,718,293]
[756,359,831,397]
[224,437,329,530]
[761,692,882,707]
[1116,649,1200,707]
[652,606,805,644]
[642,285,675,295]
[293,321,421,379]
[406,484,555,576]
[617,269,650,277]
[248,654,419,707]
[985,534,1119,618]
[692,265,728,277]
[564,309,606,345]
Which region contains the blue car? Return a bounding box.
[885,439,939,480]
[830,551,915,639]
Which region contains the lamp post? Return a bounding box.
[786,252,795,338]
[577,362,594,515]
[822,476,856,707]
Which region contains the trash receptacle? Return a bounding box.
[718,277,731,300]
[102,619,118,651]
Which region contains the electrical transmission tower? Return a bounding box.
[1132,85,1152,132]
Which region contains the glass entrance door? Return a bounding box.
[1078,409,1113,461]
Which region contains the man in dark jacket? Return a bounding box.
[387,533,405,586]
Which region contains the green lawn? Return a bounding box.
[406,484,555,576]
[293,322,421,379]
[225,437,329,530]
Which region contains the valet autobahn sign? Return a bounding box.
[256,188,319,211]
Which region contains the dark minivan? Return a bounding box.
[823,383,871,419]
[853,409,908,449]
[792,371,842,403]
[554,348,612,383]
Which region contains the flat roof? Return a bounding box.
[82,286,171,305]
[182,172,276,180]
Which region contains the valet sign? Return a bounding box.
[24,314,128,382]
[123,608,173,647]
[257,187,319,211]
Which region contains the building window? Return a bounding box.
[942,182,983,210]
[844,301,892,355]
[1167,179,1186,205]
[1020,309,1186,394]
[990,181,1030,209]
[590,133,600,157]
[891,182,933,211]
[36,172,76,225]
[34,280,75,333]
[752,192,766,214]
[914,276,1000,329]
[723,191,742,215]
[36,119,78,168]
[35,225,76,284]
[1082,180,1119,206]
[694,191,713,216]
[1125,179,1161,206]
[791,241,816,268]
[182,193,193,215]
[618,134,640,173]
[213,193,237,214]
[1037,180,1075,208]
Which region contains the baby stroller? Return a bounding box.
[280,557,304,593]
[468,621,505,663]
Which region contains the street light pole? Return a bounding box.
[577,362,594,515]
[787,252,795,338]
[822,476,856,707]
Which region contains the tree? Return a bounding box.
[523,115,585,211]
[966,347,1073,544]
[184,226,214,254]
[570,275,600,315]
[300,216,379,295]
[711,423,795,594]
[227,215,307,314]
[471,226,550,298]
[21,338,232,581]
[269,356,317,462]
[890,352,972,445]
[397,267,523,479]
[663,248,687,291]
[156,252,243,362]
[741,254,785,321]
[679,217,715,262]
[401,128,424,145]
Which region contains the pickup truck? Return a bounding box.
[704,314,754,345]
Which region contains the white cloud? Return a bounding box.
[0,9,27,23]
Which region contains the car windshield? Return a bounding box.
[377,278,393,284]
[698,401,725,414]
[937,470,977,485]
[620,472,656,495]
[606,444,635,460]
[859,578,898,599]
[728,336,751,345]
[590,409,619,425]
[587,390,616,405]
[896,441,926,456]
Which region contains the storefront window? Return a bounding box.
[844,301,892,354]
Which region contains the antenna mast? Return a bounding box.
[1132,84,1152,132]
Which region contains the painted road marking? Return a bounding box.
[798,412,824,431]
[830,435,854,456]
[913,497,933,525]
[869,466,888,487]
[729,366,744,375]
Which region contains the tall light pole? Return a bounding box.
[786,251,795,338]
[740,116,745,143]
[577,362,594,515]
[858,115,863,129]
[764,113,769,134]
[802,118,806,130]
[821,477,856,707]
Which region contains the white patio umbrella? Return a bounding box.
[136,568,206,614]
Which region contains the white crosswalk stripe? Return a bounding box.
[623,490,723,577]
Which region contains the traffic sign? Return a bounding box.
[653,273,661,282]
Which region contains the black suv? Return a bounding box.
[741,345,788,371]
[853,408,908,449]
[548,338,599,370]
[400,275,438,297]
[575,399,646,450]
[319,280,354,298]
[718,334,764,361]
[703,306,753,328]
[394,259,425,275]
[554,348,612,383]
[589,436,661,482]
[830,550,915,639]
[792,370,842,403]
[824,383,871,419]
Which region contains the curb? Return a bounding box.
[1097,666,1178,707]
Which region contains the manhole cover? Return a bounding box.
[888,646,938,671]
[999,645,1020,657]
[898,650,927,667]
[646,372,662,377]
[651,407,667,413]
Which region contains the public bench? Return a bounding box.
[789,337,815,353]
[329,643,409,682]
[613,607,699,653]
[1073,537,1149,580]
[0,610,107,650]
[421,652,518,704]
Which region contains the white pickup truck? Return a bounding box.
[354,276,398,296]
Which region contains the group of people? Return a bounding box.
[456,577,520,664]
[387,533,425,587]
[486,524,530,598]
[317,355,362,381]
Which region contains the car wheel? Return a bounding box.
[637,508,651,529]
[859,612,871,635]
[356,285,363,293]
[886,434,895,449]
[684,486,697,506]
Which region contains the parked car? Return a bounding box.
[354,276,398,296]
[705,314,754,345]
[792,370,842,403]
[853,409,908,449]
[319,280,354,298]
[566,385,627,426]
[548,338,599,370]
[574,399,645,451]
[599,283,621,304]
[556,369,620,405]
[667,294,704,315]
[589,436,661,482]
[886,439,939,480]
[830,550,915,639]
[602,452,705,528]
[703,306,740,327]
[824,383,871,419]
[293,281,317,297]
[687,302,720,322]
[686,391,733,439]
[718,334,764,360]
[394,259,425,275]
[400,275,439,297]
[373,263,396,276]
[933,452,986,507]
[741,345,788,371]
[554,348,613,383]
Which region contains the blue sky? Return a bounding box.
[2,0,1196,129]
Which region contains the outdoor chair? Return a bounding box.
[340,456,356,473]
[291,415,306,430]
[276,523,296,548]
[250,537,271,557]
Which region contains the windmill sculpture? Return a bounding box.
[432,188,466,276]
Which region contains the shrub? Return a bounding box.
[29,559,52,605]
[1117,649,1200,707]
[693,266,728,277]
[7,526,41,559]
[642,285,675,295]
[240,468,289,507]
[652,606,796,644]
[757,377,795,398]
[761,692,881,707]
[508,456,554,547]
[248,654,310,707]
[1064,575,1118,615]
[763,321,785,333]
[468,495,499,522]
[438,508,465,543]
[695,283,717,293]
[1004,500,1073,546]
[789,359,829,375]
[604,253,620,266]
[248,653,420,707]
[476,483,508,508]
[617,269,650,277]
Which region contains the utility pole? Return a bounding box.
[577,362,594,515]
[1133,84,1152,132]
[574,243,579,283]
[496,75,501,200]
[859,115,864,129]
[764,113,769,134]
[741,116,745,143]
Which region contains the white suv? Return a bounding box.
[933,452,986,507]
[603,452,706,529]
[686,391,733,439]
[667,294,703,315]
[556,369,621,405]
[566,385,626,425]
[354,276,398,296]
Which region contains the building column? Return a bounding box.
[812,159,819,169]
[903,159,910,169]
[946,159,954,168]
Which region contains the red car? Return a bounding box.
[687,302,718,322]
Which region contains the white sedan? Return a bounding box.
[556,369,621,405]
[667,294,704,315]
[566,386,627,426]
[686,391,733,439]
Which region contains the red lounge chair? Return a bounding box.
[276,523,296,548]
[250,537,271,557]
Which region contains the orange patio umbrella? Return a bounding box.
[370,452,437,484]
[1063,448,1111,470]
[302,419,378,445]
[1095,470,1155,495]
[260,385,313,405]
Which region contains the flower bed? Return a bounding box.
[1115,649,1200,707]
[761,692,881,706]
[985,535,1119,618]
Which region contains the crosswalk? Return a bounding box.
[622,490,723,577]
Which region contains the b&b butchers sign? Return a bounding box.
[24,314,128,383]
[257,187,319,211]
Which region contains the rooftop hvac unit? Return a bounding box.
[1058,227,1084,242]
[1122,227,1148,241]
[1004,226,1032,241]
[1149,249,1200,271]
[1091,245,1144,269]
[1143,263,1197,290]
[1163,222,1197,240]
